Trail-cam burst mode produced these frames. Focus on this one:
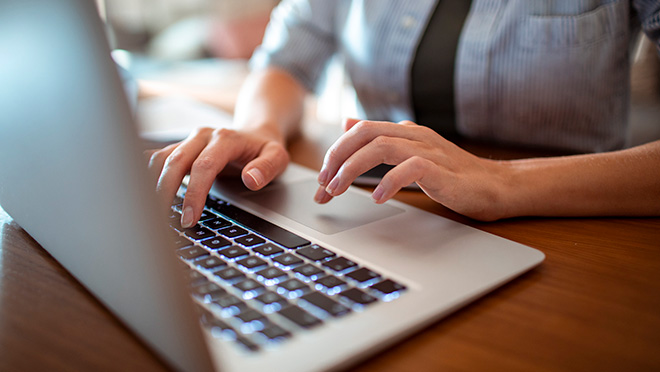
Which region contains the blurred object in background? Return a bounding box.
[103,0,277,143]
[105,0,277,61]
[208,0,277,59]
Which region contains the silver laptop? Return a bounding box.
[0,1,545,371]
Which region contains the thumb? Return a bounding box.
[241,142,290,190]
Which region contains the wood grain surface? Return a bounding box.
[2,136,659,372]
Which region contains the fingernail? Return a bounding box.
[246,168,264,188]
[325,177,339,196]
[372,185,385,203]
[181,206,194,228]
[318,169,328,186]
[314,186,326,203]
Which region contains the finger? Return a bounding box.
[157,133,211,211]
[313,185,334,204]
[241,141,289,190]
[181,131,247,227]
[147,142,179,173]
[372,156,435,204]
[319,120,423,187]
[325,136,422,197]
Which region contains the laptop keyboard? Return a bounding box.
[169,192,407,352]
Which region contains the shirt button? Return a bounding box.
[401,15,416,29]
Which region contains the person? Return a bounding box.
[148,0,660,227]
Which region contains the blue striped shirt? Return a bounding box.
[250,0,660,153]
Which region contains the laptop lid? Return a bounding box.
[0,1,215,371]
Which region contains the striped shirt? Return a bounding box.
[250,0,660,153]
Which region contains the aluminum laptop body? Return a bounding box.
[0,1,545,371]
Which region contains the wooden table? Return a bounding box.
[2,135,660,372]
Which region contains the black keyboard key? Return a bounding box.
[218,246,249,259]
[339,288,377,305]
[296,244,335,261]
[345,267,381,283]
[277,278,308,293]
[236,256,267,270]
[322,257,357,272]
[200,236,232,250]
[213,294,248,313]
[235,234,265,247]
[192,282,227,302]
[218,226,248,238]
[188,270,208,286]
[314,276,346,290]
[234,279,264,293]
[370,279,406,294]
[256,267,288,281]
[172,195,184,206]
[178,246,209,260]
[184,225,215,240]
[278,306,322,329]
[209,199,310,249]
[253,243,284,256]
[168,211,183,230]
[173,236,193,249]
[260,324,291,340]
[236,309,266,323]
[201,314,234,332]
[292,264,325,279]
[255,291,288,306]
[272,253,303,268]
[198,210,217,222]
[301,292,351,317]
[196,256,226,270]
[236,336,260,352]
[215,267,245,281]
[202,216,232,230]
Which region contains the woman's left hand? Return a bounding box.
[314,119,511,221]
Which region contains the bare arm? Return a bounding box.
[148,67,307,228]
[499,140,660,219]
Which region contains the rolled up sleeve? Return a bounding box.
[250,0,338,92]
[634,0,660,52]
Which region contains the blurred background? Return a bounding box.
[100,0,354,144]
[100,0,659,147]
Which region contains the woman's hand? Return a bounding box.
[148,126,289,228]
[314,119,511,221]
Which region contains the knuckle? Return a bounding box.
[212,127,236,139]
[352,120,372,133]
[191,156,216,173]
[164,150,186,168]
[324,145,341,164]
[371,135,393,149]
[190,126,213,138]
[408,156,432,171]
[148,150,166,166]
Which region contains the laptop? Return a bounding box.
[0,1,545,371]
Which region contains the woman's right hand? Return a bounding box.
[147,126,290,229]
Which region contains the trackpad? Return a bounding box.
[246,180,404,235]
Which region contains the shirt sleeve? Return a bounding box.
[249,0,338,92]
[634,0,660,53]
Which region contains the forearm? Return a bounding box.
[498,140,660,218]
[233,67,307,144]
